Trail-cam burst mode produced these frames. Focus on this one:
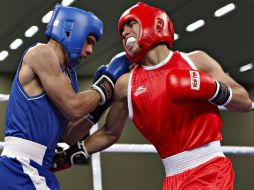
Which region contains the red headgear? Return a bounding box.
[118,2,174,63]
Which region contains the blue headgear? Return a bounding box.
[45,4,103,67]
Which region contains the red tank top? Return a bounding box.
[128,51,222,159]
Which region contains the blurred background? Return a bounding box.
[0,0,254,189]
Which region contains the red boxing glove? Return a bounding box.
[166,69,232,106]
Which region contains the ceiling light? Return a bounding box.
[214,3,236,17]
[186,19,205,32]
[42,11,53,24]
[0,51,8,61]
[10,39,23,50]
[174,33,180,40]
[239,63,253,72]
[42,0,76,23]
[25,26,39,37]
[61,0,76,6]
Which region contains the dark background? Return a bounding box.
[0,0,254,90]
[0,0,254,190]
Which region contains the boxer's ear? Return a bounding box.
[156,18,164,33]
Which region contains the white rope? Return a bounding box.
[222,146,254,155]
[1,142,254,155]
[0,94,9,102]
[102,144,254,155]
[103,144,157,153]
[0,142,4,149]
[90,124,103,190]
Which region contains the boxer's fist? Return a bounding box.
[93,65,107,83]
[167,69,232,106]
[51,141,89,172]
[92,52,133,104]
[104,52,133,82]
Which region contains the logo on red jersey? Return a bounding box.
[189,70,200,90]
[134,86,147,96]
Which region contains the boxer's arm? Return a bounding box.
[52,117,94,172]
[51,74,129,172]
[62,118,94,145]
[61,53,132,144]
[27,45,101,122]
[84,74,129,154]
[189,50,252,112]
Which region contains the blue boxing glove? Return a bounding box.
[92,65,107,84]
[87,65,111,124]
[92,52,133,104]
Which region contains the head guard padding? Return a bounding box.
[45,4,103,67]
[118,2,174,63]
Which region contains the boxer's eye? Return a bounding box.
[126,20,137,28]
[86,37,96,46]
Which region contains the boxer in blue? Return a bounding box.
[0,4,132,189]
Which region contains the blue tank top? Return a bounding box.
[4,45,78,167]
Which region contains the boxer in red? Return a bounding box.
[58,2,252,190]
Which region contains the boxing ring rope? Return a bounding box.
[1,93,254,190]
[102,144,254,155]
[0,94,9,102]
